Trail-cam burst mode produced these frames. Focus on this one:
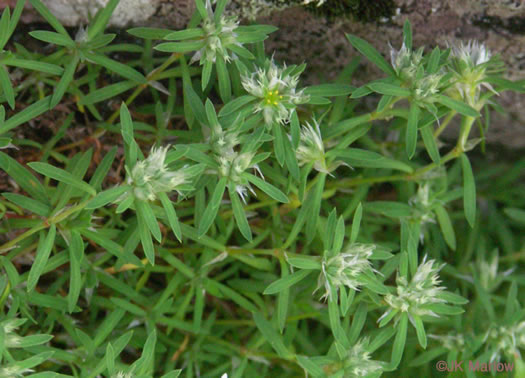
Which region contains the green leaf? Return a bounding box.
[51,54,79,108]
[154,41,205,53]
[84,52,146,84]
[219,95,256,117]
[272,122,285,166]
[252,312,292,359]
[434,205,456,250]
[85,185,130,209]
[461,153,476,228]
[198,177,227,237]
[436,95,480,117]
[28,162,96,195]
[286,256,321,270]
[0,96,50,134]
[79,81,136,105]
[5,58,63,75]
[67,231,84,313]
[245,173,288,203]
[29,30,75,47]
[263,269,310,295]
[333,148,413,173]
[413,315,427,349]
[350,202,362,244]
[389,313,408,370]
[159,192,182,242]
[136,200,162,242]
[229,185,252,241]
[29,0,70,37]
[216,55,231,102]
[406,102,419,159]
[127,27,172,39]
[365,201,412,217]
[0,65,15,109]
[27,225,57,292]
[420,124,440,163]
[164,28,205,40]
[403,20,412,50]
[346,34,396,76]
[87,0,120,40]
[367,82,411,97]
[304,84,354,97]
[2,193,50,217]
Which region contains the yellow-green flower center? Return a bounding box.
[264,89,283,106]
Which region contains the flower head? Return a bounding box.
[449,40,498,105]
[241,59,309,126]
[191,0,239,64]
[126,146,188,202]
[216,151,261,203]
[342,338,383,377]
[484,321,525,363]
[381,256,446,322]
[390,42,424,82]
[0,365,35,378]
[429,333,465,351]
[316,243,377,301]
[295,120,327,172]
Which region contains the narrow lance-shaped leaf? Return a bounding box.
[346,34,396,76]
[159,192,182,242]
[198,177,227,237]
[229,185,252,242]
[27,225,57,292]
[28,162,96,195]
[263,269,310,295]
[406,102,419,159]
[68,231,84,313]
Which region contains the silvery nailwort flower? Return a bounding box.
[316,243,377,301]
[190,0,240,64]
[390,41,423,82]
[409,183,437,228]
[241,59,309,126]
[295,120,327,172]
[414,73,444,102]
[342,338,383,377]
[484,321,525,363]
[216,151,262,203]
[449,40,497,104]
[380,256,447,322]
[126,146,188,201]
[451,40,491,68]
[0,365,35,378]
[429,333,465,351]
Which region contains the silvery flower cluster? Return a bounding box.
[316,243,377,301]
[191,0,240,64]
[343,338,384,377]
[295,120,328,173]
[125,146,188,202]
[449,40,496,105]
[241,58,309,126]
[380,256,447,322]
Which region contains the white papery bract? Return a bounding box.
[216,151,261,203]
[342,338,383,377]
[316,243,376,301]
[241,59,308,126]
[429,333,465,351]
[451,40,491,68]
[295,120,328,173]
[191,0,239,64]
[390,42,423,82]
[0,366,35,378]
[126,146,188,201]
[484,321,525,363]
[449,40,496,105]
[381,256,447,322]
